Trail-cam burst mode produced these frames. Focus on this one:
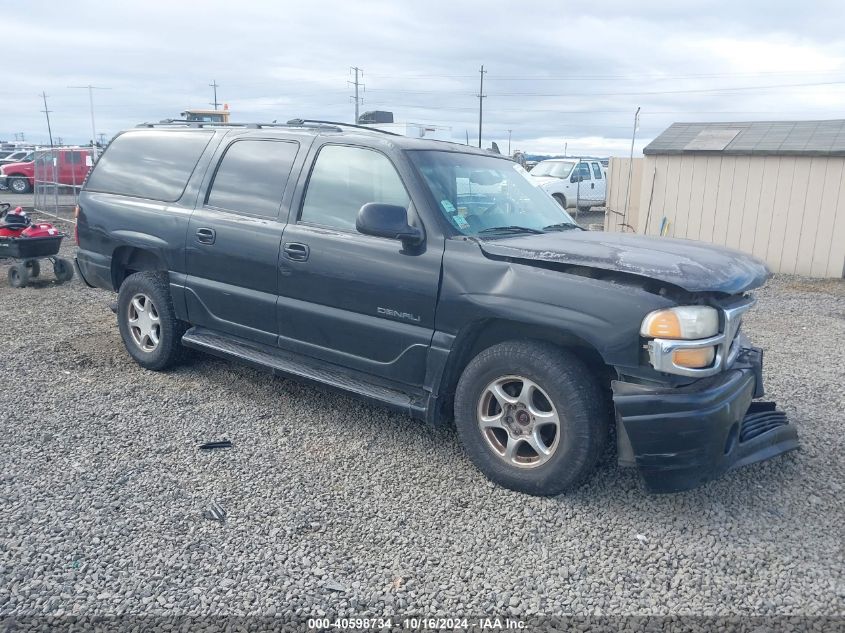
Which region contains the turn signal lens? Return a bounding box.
[640,306,719,340]
[673,347,715,369]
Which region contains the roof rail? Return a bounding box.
[135,119,343,132]
[286,119,400,136]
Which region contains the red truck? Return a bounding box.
[0,148,93,194]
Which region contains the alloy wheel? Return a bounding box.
[127,293,161,352]
[477,375,561,468]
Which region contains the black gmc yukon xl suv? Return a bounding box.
[75,120,799,495]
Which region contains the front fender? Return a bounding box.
[437,238,674,368]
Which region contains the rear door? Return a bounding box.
[185,136,304,345]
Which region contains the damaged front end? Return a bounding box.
[613,339,800,494]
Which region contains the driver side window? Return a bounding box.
[576,163,592,180]
[300,145,410,231]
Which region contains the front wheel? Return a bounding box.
[552,194,567,209]
[8,177,31,194]
[454,340,608,496]
[117,271,187,371]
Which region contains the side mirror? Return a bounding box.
[356,203,423,246]
[570,173,579,183]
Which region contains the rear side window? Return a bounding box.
[85,130,213,202]
[206,139,299,218]
[300,145,409,231]
[591,162,602,179]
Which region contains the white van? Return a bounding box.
[530,159,606,211]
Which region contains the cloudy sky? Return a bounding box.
[4,1,845,156]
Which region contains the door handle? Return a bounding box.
[196,228,216,244]
[283,242,310,261]
[591,182,595,189]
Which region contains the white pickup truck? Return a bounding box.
[530,159,606,212]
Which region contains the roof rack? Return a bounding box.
[134,119,401,137]
[135,119,343,132]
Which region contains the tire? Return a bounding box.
[552,194,567,209]
[53,258,74,283]
[8,263,29,288]
[117,271,188,371]
[8,177,31,194]
[25,260,40,278]
[454,340,608,496]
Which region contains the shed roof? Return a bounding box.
[643,119,845,156]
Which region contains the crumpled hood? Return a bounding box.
[479,231,771,294]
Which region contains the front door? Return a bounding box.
[276,143,443,387]
[185,137,301,345]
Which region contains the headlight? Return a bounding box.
[640,306,719,340]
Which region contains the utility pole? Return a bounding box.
[69,85,110,160]
[623,106,641,230]
[477,65,487,148]
[349,67,364,123]
[209,80,220,110]
[507,129,512,156]
[40,92,54,147]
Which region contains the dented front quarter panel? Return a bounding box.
[479,231,771,294]
[437,238,675,368]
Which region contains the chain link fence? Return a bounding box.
[32,146,94,221]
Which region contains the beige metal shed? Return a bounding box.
[605,120,845,278]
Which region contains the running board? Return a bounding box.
[181,326,428,418]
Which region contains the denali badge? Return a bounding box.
[377,307,421,322]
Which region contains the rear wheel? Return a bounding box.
[454,340,608,496]
[8,177,31,194]
[117,271,188,371]
[8,263,29,288]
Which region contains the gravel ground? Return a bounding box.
[0,217,843,628]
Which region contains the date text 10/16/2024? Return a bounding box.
[307,617,526,630]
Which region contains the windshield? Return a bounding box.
[410,150,577,237]
[529,160,575,178]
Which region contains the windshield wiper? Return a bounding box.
[543,222,584,232]
[477,225,545,236]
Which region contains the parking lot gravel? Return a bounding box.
[0,217,843,626]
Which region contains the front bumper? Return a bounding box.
[613,347,799,493]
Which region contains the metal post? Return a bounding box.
[210,80,220,110]
[507,129,512,156]
[52,147,59,215]
[69,85,110,161]
[477,65,487,148]
[349,67,364,124]
[623,106,641,230]
[87,87,97,160]
[41,92,54,147]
